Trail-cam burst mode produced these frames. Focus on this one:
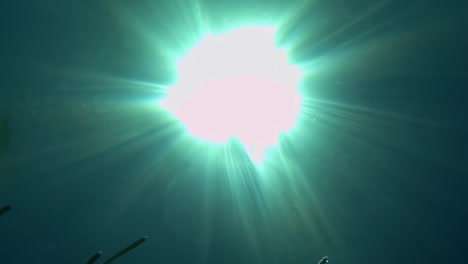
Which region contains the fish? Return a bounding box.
[86,251,102,264]
[318,256,329,264]
[0,205,12,216]
[102,236,148,264]
[0,113,9,155]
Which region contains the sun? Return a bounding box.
[160,26,301,163]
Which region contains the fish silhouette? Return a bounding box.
[318,256,329,264]
[86,236,148,264]
[0,205,11,216]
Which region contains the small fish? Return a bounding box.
[318,256,329,264]
[86,251,102,264]
[102,236,148,264]
[0,205,12,216]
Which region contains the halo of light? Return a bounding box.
[160,26,301,163]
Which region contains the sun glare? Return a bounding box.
[160,26,301,163]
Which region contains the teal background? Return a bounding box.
[1,0,467,263]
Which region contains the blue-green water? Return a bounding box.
[1,0,467,263]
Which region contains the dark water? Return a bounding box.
[1,0,467,263]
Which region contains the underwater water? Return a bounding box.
[0,0,467,263]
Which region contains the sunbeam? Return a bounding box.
[3,0,462,263]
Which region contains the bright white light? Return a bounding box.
[160,26,301,162]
